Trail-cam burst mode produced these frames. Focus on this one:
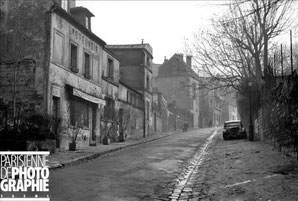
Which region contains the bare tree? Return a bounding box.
[186,0,294,94]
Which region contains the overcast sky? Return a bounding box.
[76,1,226,64]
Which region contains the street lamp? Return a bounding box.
[248,81,253,141]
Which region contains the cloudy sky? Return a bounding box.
[76,1,227,64]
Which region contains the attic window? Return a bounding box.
[85,16,89,29]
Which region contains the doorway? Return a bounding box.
[52,96,60,148]
[91,104,97,144]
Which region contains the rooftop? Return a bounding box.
[107,44,153,56]
[158,53,199,80]
[70,6,95,17]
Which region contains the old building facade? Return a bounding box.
[107,44,154,136]
[199,82,238,127]
[155,54,200,129]
[0,0,123,150]
[118,82,144,139]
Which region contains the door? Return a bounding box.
[52,96,60,148]
[119,108,123,136]
[91,104,97,143]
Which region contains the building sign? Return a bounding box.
[52,85,61,98]
[0,152,50,201]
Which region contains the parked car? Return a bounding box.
[223,120,247,140]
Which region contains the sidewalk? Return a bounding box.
[48,130,181,170]
[202,135,298,201]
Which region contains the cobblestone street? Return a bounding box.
[50,128,215,201]
[49,127,298,201]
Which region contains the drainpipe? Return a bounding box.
[143,67,146,138]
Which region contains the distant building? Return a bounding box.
[107,43,154,136]
[199,81,238,127]
[154,54,200,130]
[222,91,239,121]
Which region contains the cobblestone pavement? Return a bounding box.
[154,130,218,201]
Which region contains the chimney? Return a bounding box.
[68,0,76,9]
[186,55,192,66]
[70,7,94,31]
[141,39,144,44]
[164,56,168,63]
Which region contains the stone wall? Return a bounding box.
[255,74,298,158]
[119,102,144,140]
[0,60,43,112]
[0,1,53,113]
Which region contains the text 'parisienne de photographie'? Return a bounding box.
[0,152,50,197]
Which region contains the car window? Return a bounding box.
[224,122,241,128]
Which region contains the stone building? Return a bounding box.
[198,81,238,127]
[107,43,154,136]
[0,0,119,150]
[100,48,120,142]
[222,91,239,122]
[152,90,169,133]
[118,82,144,140]
[155,54,200,129]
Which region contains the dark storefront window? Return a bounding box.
[70,97,89,128]
[104,97,115,120]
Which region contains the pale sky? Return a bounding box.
[76,1,226,64]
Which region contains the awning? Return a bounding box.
[73,88,105,106]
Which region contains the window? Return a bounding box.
[192,83,196,98]
[53,30,64,65]
[146,101,150,120]
[146,56,150,66]
[70,97,89,128]
[70,43,78,72]
[84,52,91,79]
[85,16,89,29]
[146,75,150,90]
[108,58,114,80]
[61,0,69,11]
[92,57,99,83]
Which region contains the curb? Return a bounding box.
[49,131,179,170]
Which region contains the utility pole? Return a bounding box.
[290,30,293,74]
[281,44,284,80]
